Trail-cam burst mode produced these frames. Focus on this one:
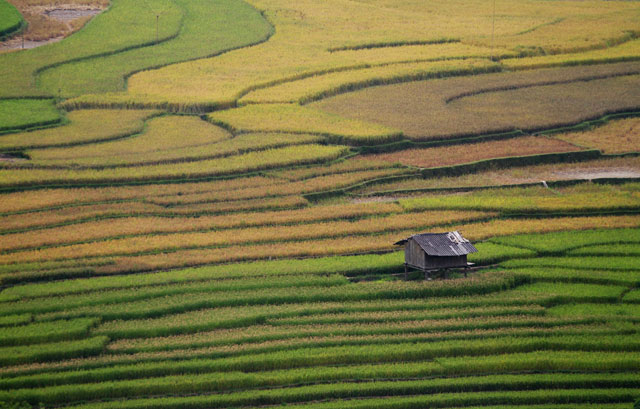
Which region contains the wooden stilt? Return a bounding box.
[404,264,408,281]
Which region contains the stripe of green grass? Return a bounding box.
[490,228,640,254]
[0,336,108,366]
[0,99,61,133]
[1,272,522,319]
[0,253,404,301]
[0,318,98,346]
[38,0,273,98]
[502,256,640,271]
[567,243,640,256]
[3,349,637,384]
[0,0,23,39]
[0,331,630,389]
[5,335,639,383]
[14,383,640,408]
[109,323,617,355]
[0,0,183,98]
[506,267,640,286]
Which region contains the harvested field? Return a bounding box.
[239,59,499,105]
[364,136,583,169]
[311,62,640,140]
[353,157,640,194]
[552,117,640,154]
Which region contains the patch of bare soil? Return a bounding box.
[0,2,105,52]
[44,6,101,22]
[0,36,61,51]
[553,168,640,180]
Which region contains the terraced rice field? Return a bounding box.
[311,62,640,140]
[1,0,640,408]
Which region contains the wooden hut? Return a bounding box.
[394,231,478,279]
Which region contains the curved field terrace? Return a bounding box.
[0,1,639,408]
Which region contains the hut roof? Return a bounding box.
[394,231,478,256]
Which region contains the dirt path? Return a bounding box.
[554,168,640,180]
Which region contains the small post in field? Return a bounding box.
[491,0,496,61]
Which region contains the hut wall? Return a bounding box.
[425,254,467,269]
[405,239,428,269]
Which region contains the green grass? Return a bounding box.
[510,282,628,302]
[490,228,640,253]
[469,242,537,265]
[0,313,31,327]
[509,267,640,286]
[0,2,640,408]
[502,256,640,271]
[0,253,404,301]
[0,336,109,366]
[0,318,98,346]
[3,372,640,407]
[0,99,62,133]
[0,0,183,98]
[0,0,23,39]
[623,289,640,303]
[41,0,273,100]
[567,243,640,256]
[548,303,640,318]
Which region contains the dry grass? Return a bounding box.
[85,214,640,274]
[311,62,640,141]
[83,0,640,110]
[0,203,403,251]
[239,59,498,105]
[553,117,640,154]
[166,196,308,215]
[268,159,395,182]
[355,157,640,194]
[399,184,640,213]
[207,104,401,145]
[0,144,349,186]
[6,0,108,42]
[0,176,280,214]
[0,109,157,151]
[27,130,324,167]
[0,202,168,232]
[503,39,640,70]
[148,168,411,206]
[27,116,231,166]
[365,136,582,169]
[0,210,491,264]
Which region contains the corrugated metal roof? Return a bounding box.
[395,231,478,256]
